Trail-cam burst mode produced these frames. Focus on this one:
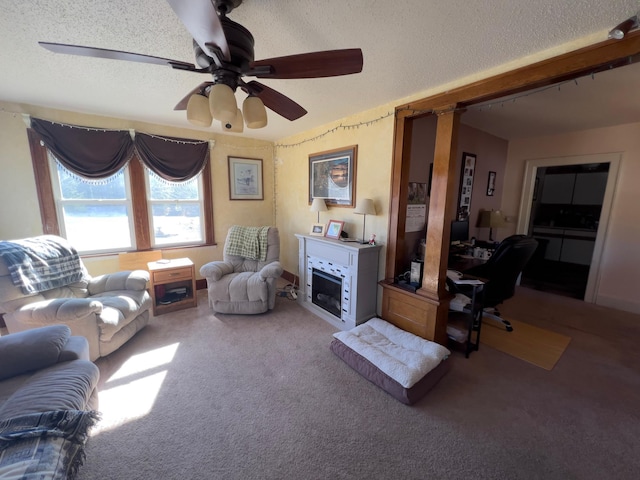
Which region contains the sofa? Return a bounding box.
[0,325,100,479]
[200,226,283,314]
[0,235,152,361]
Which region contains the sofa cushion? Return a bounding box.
[0,325,70,381]
[0,360,99,420]
[92,289,151,341]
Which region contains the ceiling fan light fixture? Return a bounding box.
[209,83,238,122]
[186,93,212,127]
[223,108,244,133]
[242,95,268,129]
[608,14,639,40]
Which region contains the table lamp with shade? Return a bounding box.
[354,198,376,244]
[310,198,327,223]
[476,209,507,242]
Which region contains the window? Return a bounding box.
[29,129,215,253]
[50,157,135,253]
[146,171,205,247]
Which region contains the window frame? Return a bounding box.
[49,153,137,254]
[144,168,206,249]
[28,128,215,253]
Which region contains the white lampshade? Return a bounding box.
[310,197,328,213]
[354,198,376,216]
[310,197,327,222]
[222,108,244,133]
[186,94,212,127]
[209,84,237,123]
[242,95,268,129]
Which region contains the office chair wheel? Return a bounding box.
[503,319,513,332]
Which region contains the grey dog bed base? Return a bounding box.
[329,337,451,405]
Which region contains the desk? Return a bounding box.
[449,255,485,273]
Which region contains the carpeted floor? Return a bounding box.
[79,287,640,480]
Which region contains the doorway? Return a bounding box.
[516,153,620,303]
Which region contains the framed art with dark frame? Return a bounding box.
[309,223,325,236]
[325,220,344,239]
[228,156,263,200]
[486,171,496,196]
[457,152,476,221]
[309,145,357,207]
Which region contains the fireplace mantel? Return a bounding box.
[295,234,382,330]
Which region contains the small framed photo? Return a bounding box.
[228,156,263,200]
[309,223,325,236]
[325,220,344,239]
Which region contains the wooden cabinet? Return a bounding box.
[147,258,197,316]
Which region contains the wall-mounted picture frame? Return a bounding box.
[309,145,357,207]
[228,156,263,200]
[325,219,344,239]
[457,152,476,221]
[309,223,326,236]
[487,171,496,196]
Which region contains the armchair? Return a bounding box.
[200,226,283,314]
[0,235,152,361]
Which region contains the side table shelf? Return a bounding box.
[447,281,485,358]
[148,258,197,316]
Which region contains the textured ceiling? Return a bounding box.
[0,0,638,141]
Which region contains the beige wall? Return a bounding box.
[274,104,395,284]
[0,105,275,279]
[503,122,640,314]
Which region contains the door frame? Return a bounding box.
[515,153,621,303]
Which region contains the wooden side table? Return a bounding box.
[147,258,197,316]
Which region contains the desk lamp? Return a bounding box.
[476,209,506,242]
[310,198,327,223]
[354,198,376,244]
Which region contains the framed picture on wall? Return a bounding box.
[457,152,476,221]
[487,171,496,196]
[228,157,263,200]
[308,146,357,207]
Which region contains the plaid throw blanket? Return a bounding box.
[0,235,84,295]
[0,410,100,480]
[225,226,270,261]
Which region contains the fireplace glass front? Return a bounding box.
[312,268,342,319]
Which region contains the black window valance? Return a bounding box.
[134,133,209,182]
[30,118,211,182]
[31,118,134,179]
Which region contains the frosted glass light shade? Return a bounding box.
[242,95,268,129]
[186,94,212,127]
[222,108,244,133]
[209,84,237,122]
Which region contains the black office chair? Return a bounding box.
[458,235,538,332]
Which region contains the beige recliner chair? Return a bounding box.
[0,235,151,361]
[200,226,283,314]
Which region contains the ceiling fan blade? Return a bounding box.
[174,82,213,110]
[244,81,307,121]
[166,0,230,62]
[247,48,363,79]
[39,42,196,70]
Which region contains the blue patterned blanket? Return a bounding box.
[0,409,100,479]
[0,235,84,295]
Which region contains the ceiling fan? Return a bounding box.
[38,0,364,132]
